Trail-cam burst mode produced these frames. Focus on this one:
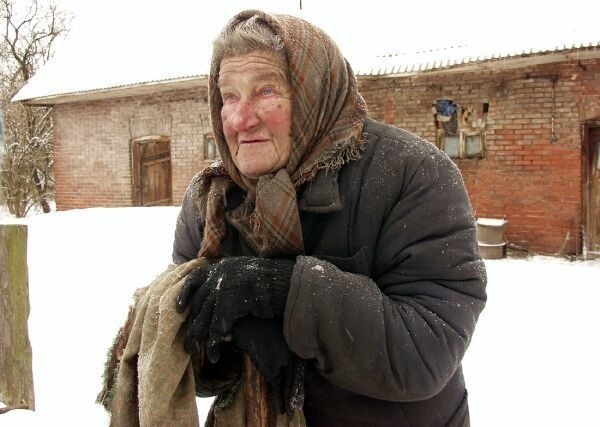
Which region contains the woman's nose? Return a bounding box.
[230,100,260,132]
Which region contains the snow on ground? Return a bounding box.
[1,207,599,426]
[1,207,215,425]
[464,256,600,427]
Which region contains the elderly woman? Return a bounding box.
[174,10,486,427]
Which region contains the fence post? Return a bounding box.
[0,224,34,413]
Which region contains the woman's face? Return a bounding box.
[218,51,292,179]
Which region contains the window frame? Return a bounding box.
[434,101,487,160]
[203,132,218,161]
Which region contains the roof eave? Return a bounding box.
[16,75,209,106]
[357,45,600,78]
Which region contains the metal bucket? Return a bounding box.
[477,218,508,259]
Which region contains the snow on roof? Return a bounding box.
[354,39,600,76]
[10,1,216,104]
[10,42,211,104]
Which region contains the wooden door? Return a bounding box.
[131,137,172,207]
[585,127,600,253]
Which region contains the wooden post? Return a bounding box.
[244,355,272,426]
[0,224,34,413]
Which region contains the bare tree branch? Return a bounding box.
[1,0,70,216]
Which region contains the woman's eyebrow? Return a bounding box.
[218,70,287,88]
[250,71,287,83]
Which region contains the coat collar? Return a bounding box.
[298,169,342,213]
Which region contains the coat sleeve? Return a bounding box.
[172,177,204,264]
[283,148,487,402]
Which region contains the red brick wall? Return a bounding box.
[358,58,600,254]
[51,58,600,254]
[52,87,211,210]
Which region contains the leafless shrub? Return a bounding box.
[0,0,69,217]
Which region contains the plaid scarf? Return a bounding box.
[196,10,367,259]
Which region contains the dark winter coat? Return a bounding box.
[173,118,487,426]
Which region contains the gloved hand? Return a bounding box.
[231,316,290,391]
[176,256,295,359]
[233,317,305,416]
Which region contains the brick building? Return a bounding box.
[356,44,600,257]
[46,82,213,209]
[14,42,600,256]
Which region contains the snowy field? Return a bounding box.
[1,207,599,426]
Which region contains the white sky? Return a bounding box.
[12,0,600,100]
[53,0,599,62]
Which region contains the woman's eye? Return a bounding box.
[221,93,236,103]
[260,87,275,96]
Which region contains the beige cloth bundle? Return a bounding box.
[99,258,207,426]
[98,258,305,426]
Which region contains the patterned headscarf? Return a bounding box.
[196,10,367,259]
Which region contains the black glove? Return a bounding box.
[231,316,290,391]
[232,317,305,416]
[193,342,242,397]
[176,256,295,359]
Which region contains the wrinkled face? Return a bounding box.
[218,51,293,179]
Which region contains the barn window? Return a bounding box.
[204,133,218,161]
[200,112,218,161]
[433,100,488,159]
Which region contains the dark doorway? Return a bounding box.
[583,124,600,256]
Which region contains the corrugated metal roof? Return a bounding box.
[355,39,600,76]
[13,35,600,104]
